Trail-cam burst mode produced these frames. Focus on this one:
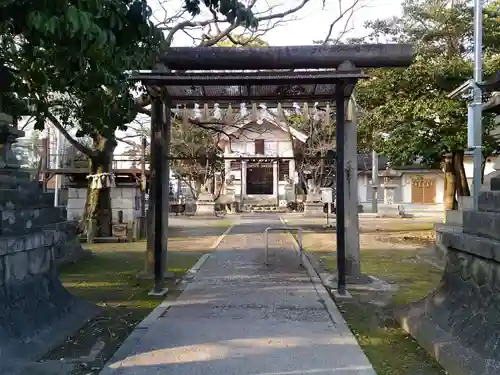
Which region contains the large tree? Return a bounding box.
[355,0,500,209]
[0,0,296,235]
[2,0,163,236]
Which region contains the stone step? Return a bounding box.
[462,209,500,241]
[0,220,79,255]
[1,206,66,235]
[444,209,463,226]
[0,178,33,190]
[0,171,33,187]
[478,191,500,213]
[0,178,41,192]
[436,227,500,262]
[435,223,462,234]
[0,189,54,209]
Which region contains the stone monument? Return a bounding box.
[378,168,403,217]
[196,181,216,216]
[304,179,324,216]
[396,159,500,375]
[223,175,238,213]
[0,110,96,370]
[283,174,295,203]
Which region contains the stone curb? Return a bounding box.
[278,216,376,374]
[98,223,235,375]
[211,223,235,250]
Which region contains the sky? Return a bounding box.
[123,0,404,154]
[149,0,403,47]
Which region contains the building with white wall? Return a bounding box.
[217,105,307,205]
[356,154,500,211]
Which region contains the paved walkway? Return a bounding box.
[100,214,375,375]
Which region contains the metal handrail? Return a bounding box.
[264,226,303,267]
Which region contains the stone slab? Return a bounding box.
[436,229,500,262]
[0,273,99,371]
[396,302,498,375]
[196,202,216,216]
[458,196,473,210]
[0,188,53,209]
[67,187,87,199]
[303,202,324,217]
[479,191,500,213]
[376,204,403,218]
[395,247,500,375]
[463,210,500,241]
[67,196,86,208]
[399,209,500,375]
[445,209,463,226]
[1,206,66,235]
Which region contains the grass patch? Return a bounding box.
[315,249,445,375]
[295,221,436,234]
[46,242,203,375]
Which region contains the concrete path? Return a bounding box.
[100,214,375,375]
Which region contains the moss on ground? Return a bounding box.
[315,249,446,375]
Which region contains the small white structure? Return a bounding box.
[66,182,142,223]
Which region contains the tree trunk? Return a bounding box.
[481,153,487,184]
[81,136,115,237]
[453,151,470,197]
[443,154,457,210]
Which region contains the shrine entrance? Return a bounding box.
[247,161,273,195]
[130,43,414,296]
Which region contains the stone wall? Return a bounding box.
[67,184,139,223]
[0,119,97,370]
[396,183,500,375]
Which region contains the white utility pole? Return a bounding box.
[469,0,483,209]
[54,127,61,207]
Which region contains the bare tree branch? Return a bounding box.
[320,0,367,44]
[44,110,95,157]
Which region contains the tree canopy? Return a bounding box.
[357,0,500,167]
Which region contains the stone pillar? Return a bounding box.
[344,96,361,277]
[304,180,324,216]
[289,159,296,201]
[224,160,231,194]
[378,175,401,217]
[241,160,247,197]
[0,109,94,360]
[196,190,216,216]
[273,160,279,202]
[383,183,397,204]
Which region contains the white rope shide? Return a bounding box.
[86,172,116,189]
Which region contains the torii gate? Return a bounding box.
[128,44,414,296]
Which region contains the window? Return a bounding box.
[254,139,265,155]
[278,161,290,181]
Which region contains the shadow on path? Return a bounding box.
[100,214,375,375]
